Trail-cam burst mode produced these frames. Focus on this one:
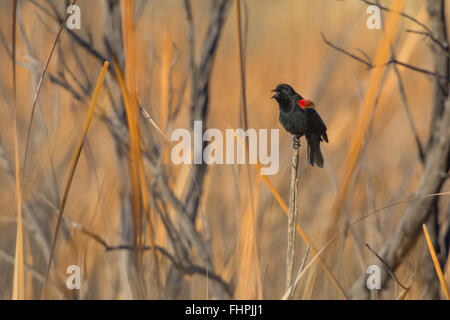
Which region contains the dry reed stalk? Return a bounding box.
[230,126,339,299]
[324,0,405,256]
[11,46,24,302]
[225,116,346,298]
[286,137,299,292]
[119,2,160,294]
[160,25,172,130]
[234,0,248,129]
[11,0,24,300]
[41,61,109,298]
[423,224,450,300]
[234,0,262,299]
[254,162,347,299]
[120,0,143,251]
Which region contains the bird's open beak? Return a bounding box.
[271,89,279,99]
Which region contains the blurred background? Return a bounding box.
[0,0,448,299]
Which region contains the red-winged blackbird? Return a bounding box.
[271,84,328,168]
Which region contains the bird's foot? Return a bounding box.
[293,136,301,149]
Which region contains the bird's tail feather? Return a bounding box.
[306,134,324,168]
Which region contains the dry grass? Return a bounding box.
[11,0,24,301]
[0,0,448,300]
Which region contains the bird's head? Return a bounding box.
[271,84,297,102]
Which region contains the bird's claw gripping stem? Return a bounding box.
[293,136,300,149]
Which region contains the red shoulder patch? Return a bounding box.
[298,99,314,109]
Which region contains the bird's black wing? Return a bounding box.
[306,108,328,142]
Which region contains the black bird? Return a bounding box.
[271,83,328,168]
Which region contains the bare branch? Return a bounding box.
[321,33,372,68]
[322,32,449,81]
[360,0,448,52]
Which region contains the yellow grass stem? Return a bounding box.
[118,1,160,295]
[12,112,24,301]
[41,61,109,298]
[120,0,149,263]
[11,0,24,300]
[422,224,450,300]
[160,25,172,130]
[234,0,262,299]
[234,0,248,130]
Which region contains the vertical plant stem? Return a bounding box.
[11,0,24,301]
[234,0,262,299]
[286,136,300,292]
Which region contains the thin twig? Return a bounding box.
[391,54,425,163]
[23,0,77,170]
[321,33,372,68]
[365,243,407,290]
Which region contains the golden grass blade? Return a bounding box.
[41,61,109,298]
[11,0,24,300]
[12,0,17,94]
[160,25,172,130]
[234,0,248,130]
[120,0,145,254]
[23,0,77,169]
[115,1,161,290]
[324,0,406,251]
[422,224,450,300]
[120,1,162,297]
[11,82,24,302]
